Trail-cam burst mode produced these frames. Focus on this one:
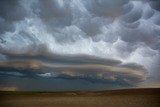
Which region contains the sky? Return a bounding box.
[0,0,160,91]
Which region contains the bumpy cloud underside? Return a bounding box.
[0,0,160,90]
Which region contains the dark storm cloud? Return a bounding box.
[0,60,43,76]
[0,0,26,35]
[120,62,146,71]
[5,54,122,66]
[149,0,160,11]
[0,76,131,91]
[120,2,142,23]
[0,0,160,90]
[34,0,72,34]
[83,0,129,17]
[0,54,6,61]
[0,42,121,65]
[117,1,160,52]
[0,54,147,87]
[33,0,129,37]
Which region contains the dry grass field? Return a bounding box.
[0,88,160,107]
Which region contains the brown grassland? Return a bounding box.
[0,88,160,107]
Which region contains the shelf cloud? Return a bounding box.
[0,54,147,85]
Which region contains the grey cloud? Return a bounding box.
[150,56,160,82]
[0,60,44,77]
[120,1,143,23]
[120,21,140,29]
[83,0,129,17]
[112,39,137,58]
[76,17,113,37]
[49,64,146,86]
[120,26,160,51]
[0,71,24,77]
[35,0,72,30]
[0,0,26,35]
[149,0,160,11]
[120,63,146,71]
[76,18,102,37]
[118,1,160,51]
[119,23,160,52]
[0,0,160,90]
[0,54,147,86]
[0,42,50,57]
[32,0,129,39]
[0,43,121,65]
[0,76,129,91]
[18,31,39,43]
[0,54,6,61]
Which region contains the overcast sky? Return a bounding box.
[0,0,160,91]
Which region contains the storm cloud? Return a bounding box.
[0,0,160,91]
[0,54,147,91]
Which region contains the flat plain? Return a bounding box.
[0,88,160,107]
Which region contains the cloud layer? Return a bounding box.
[0,54,147,85]
[0,0,160,90]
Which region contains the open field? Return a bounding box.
[0,88,160,107]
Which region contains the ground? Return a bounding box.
[0,88,160,107]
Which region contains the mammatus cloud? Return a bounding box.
[0,0,26,35]
[0,0,160,90]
